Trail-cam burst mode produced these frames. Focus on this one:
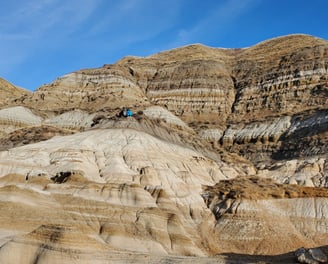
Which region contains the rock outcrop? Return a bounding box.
[17,67,150,115]
[0,34,327,263]
[295,247,328,264]
[202,177,328,255]
[0,129,244,263]
[0,78,30,107]
[11,34,325,165]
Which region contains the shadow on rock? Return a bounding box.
[221,245,328,264]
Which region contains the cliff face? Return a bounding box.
[11,35,327,125]
[0,34,327,262]
[231,35,328,122]
[17,66,149,115]
[15,34,326,164]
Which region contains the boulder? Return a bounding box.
[295,247,327,264]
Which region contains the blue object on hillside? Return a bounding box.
[126,109,133,117]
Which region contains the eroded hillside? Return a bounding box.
[0,34,327,263]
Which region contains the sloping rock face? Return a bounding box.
[17,67,149,115]
[13,34,325,165]
[0,129,245,263]
[0,78,30,107]
[0,106,42,127]
[230,35,328,122]
[202,177,328,255]
[0,34,327,263]
[10,35,327,136]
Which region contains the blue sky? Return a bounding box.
[1,0,327,91]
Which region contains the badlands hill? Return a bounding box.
[0,78,30,106]
[0,34,327,263]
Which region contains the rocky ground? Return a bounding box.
[0,34,327,263]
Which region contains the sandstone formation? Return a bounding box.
[0,34,327,263]
[203,177,328,254]
[0,78,30,107]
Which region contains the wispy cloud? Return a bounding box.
[0,0,182,71]
[1,0,100,39]
[1,0,326,91]
[1,0,261,88]
[85,0,182,47]
[0,0,185,88]
[166,0,262,48]
[0,0,101,74]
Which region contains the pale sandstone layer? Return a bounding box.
[0,130,327,263]
[0,129,240,263]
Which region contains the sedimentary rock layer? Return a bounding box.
[0,78,30,107]
[0,34,327,263]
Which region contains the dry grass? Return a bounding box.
[203,176,328,200]
[0,125,75,151]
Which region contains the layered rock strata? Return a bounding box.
[18,67,149,114]
[1,130,327,262]
[7,34,325,167]
[0,78,30,107]
[202,177,328,255]
[0,34,327,263]
[0,128,245,262]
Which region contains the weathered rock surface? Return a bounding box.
[18,67,150,115]
[0,78,30,107]
[0,125,74,151]
[0,129,243,263]
[0,34,327,263]
[44,109,96,130]
[203,177,328,255]
[295,247,328,264]
[9,34,325,165]
[231,35,328,122]
[143,106,189,128]
[0,128,238,184]
[0,106,42,128]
